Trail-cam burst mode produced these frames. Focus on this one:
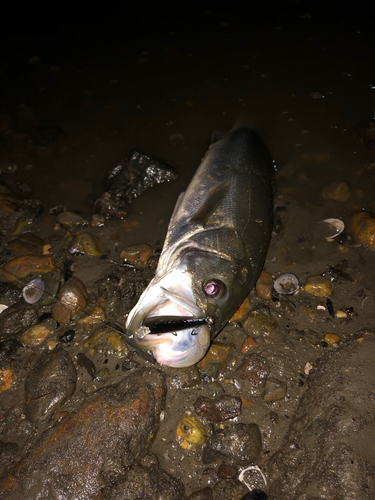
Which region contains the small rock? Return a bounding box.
[0,367,15,391]
[206,382,225,398]
[304,276,334,297]
[241,337,258,353]
[218,464,238,479]
[0,302,38,340]
[213,479,248,500]
[351,210,375,250]
[176,416,207,450]
[231,297,251,321]
[77,353,96,380]
[59,329,75,343]
[237,354,270,386]
[321,181,350,201]
[0,255,54,281]
[270,411,279,424]
[51,277,88,323]
[255,271,273,300]
[243,315,277,337]
[168,365,201,389]
[203,423,262,465]
[8,232,44,255]
[0,339,21,363]
[120,243,153,264]
[71,232,102,256]
[324,333,341,344]
[198,342,235,378]
[93,192,129,221]
[24,347,77,423]
[0,282,23,307]
[57,211,85,228]
[95,367,110,384]
[188,487,213,500]
[194,395,242,422]
[21,321,55,347]
[46,339,57,350]
[259,377,287,403]
[77,306,105,324]
[84,327,128,357]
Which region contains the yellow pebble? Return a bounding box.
[324,333,341,344]
[335,310,347,318]
[304,276,334,297]
[176,416,207,451]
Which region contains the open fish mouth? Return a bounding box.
[126,285,211,367]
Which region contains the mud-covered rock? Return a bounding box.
[267,336,375,499]
[212,479,248,499]
[71,232,102,256]
[107,464,186,499]
[98,264,154,326]
[198,342,235,378]
[237,353,270,386]
[51,276,88,323]
[0,339,21,365]
[24,347,77,423]
[259,378,287,403]
[194,395,242,422]
[0,368,166,500]
[188,487,213,499]
[8,232,44,255]
[168,365,201,389]
[240,490,268,500]
[84,327,128,357]
[0,441,19,475]
[242,315,277,337]
[0,282,22,307]
[0,302,38,340]
[218,463,238,479]
[202,423,262,465]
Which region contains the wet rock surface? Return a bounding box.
[194,395,242,422]
[266,335,375,499]
[0,303,38,340]
[24,347,77,423]
[0,368,166,500]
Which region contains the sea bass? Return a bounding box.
[125,126,273,367]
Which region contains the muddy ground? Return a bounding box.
[1,5,375,499]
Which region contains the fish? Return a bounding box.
[125,125,274,367]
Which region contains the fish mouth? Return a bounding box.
[126,286,211,368]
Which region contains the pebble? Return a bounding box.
[324,333,341,344]
[194,395,242,422]
[120,243,153,264]
[24,347,77,423]
[255,271,273,300]
[95,367,110,384]
[336,309,347,318]
[77,306,105,324]
[259,377,287,402]
[8,232,44,255]
[84,327,128,357]
[176,416,207,450]
[206,382,224,398]
[0,339,20,362]
[0,367,15,391]
[241,337,258,353]
[46,339,57,350]
[168,365,201,389]
[321,181,351,201]
[351,210,375,250]
[0,282,23,307]
[188,486,213,500]
[59,329,75,343]
[230,297,251,321]
[270,410,279,424]
[0,302,38,339]
[0,255,54,281]
[198,341,235,378]
[304,276,334,297]
[77,352,97,380]
[52,277,88,323]
[57,211,85,228]
[243,314,278,337]
[218,464,238,479]
[237,353,270,386]
[21,320,55,347]
[202,423,262,465]
[71,232,102,256]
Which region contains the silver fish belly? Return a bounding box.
[125,126,273,367]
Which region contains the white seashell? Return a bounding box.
[22,278,45,304]
[274,273,300,295]
[0,304,8,313]
[0,161,17,174]
[319,218,345,242]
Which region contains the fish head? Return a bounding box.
[125,265,211,368]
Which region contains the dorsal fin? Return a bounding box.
[190,182,230,226]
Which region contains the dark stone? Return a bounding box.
[188,486,213,500]
[218,463,238,479]
[0,302,38,341]
[24,346,77,423]
[58,329,75,343]
[0,339,21,365]
[240,490,268,500]
[77,353,96,380]
[0,368,167,500]
[236,353,270,386]
[0,441,19,475]
[194,395,242,422]
[0,282,22,307]
[259,378,287,403]
[203,423,262,465]
[212,479,248,499]
[107,465,186,499]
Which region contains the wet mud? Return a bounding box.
[1,5,375,499]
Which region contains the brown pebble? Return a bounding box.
[241,337,258,353]
[217,464,238,479]
[53,411,69,423]
[255,271,273,300]
[324,333,341,344]
[322,181,350,201]
[230,297,250,321]
[120,243,153,264]
[351,211,375,250]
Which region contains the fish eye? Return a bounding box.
[203,279,225,299]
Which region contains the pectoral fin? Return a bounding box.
[190,182,230,226]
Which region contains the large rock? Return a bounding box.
[0,368,166,500]
[267,335,375,499]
